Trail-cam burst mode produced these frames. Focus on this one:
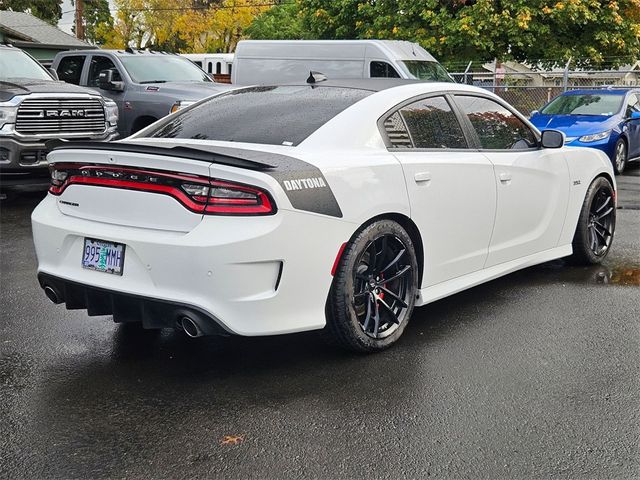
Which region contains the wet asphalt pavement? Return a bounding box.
[1,167,639,479]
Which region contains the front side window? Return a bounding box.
[370,61,400,78]
[455,95,538,150]
[87,56,122,87]
[142,86,372,146]
[119,56,211,84]
[56,56,86,85]
[0,49,52,81]
[540,93,624,116]
[394,96,467,149]
[625,93,640,118]
[400,61,453,82]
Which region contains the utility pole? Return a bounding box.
[75,0,85,41]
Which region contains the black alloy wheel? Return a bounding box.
[570,176,616,265]
[353,235,413,339]
[326,220,418,352]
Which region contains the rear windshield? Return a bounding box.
[540,93,624,116]
[143,85,372,146]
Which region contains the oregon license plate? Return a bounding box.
[82,238,125,275]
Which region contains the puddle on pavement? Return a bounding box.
[533,260,640,286]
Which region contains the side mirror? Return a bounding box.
[48,68,59,80]
[630,111,640,120]
[530,110,539,117]
[98,68,124,92]
[541,129,564,148]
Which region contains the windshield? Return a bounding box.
[540,94,624,116]
[0,49,52,82]
[119,56,212,83]
[142,85,372,146]
[401,61,453,82]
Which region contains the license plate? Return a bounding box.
[82,238,125,275]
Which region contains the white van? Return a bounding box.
[231,40,453,85]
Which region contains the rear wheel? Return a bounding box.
[569,177,616,265]
[612,138,627,175]
[326,220,418,352]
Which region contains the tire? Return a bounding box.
[326,219,419,352]
[569,176,616,265]
[612,138,627,175]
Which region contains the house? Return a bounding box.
[0,10,92,65]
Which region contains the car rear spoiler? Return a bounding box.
[45,140,277,171]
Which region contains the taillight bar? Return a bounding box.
[49,163,276,216]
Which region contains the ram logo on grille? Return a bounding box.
[44,109,88,118]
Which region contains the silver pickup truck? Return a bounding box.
[0,45,118,186]
[52,49,234,138]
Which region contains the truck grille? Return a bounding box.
[15,98,106,135]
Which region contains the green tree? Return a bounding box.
[71,0,114,44]
[0,0,63,25]
[250,0,640,67]
[246,2,304,39]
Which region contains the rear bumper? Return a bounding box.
[32,194,354,336]
[38,272,230,335]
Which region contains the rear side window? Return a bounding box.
[370,61,400,78]
[56,56,85,84]
[144,86,372,146]
[455,95,538,150]
[389,96,467,149]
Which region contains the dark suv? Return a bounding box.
[52,49,233,137]
[0,45,118,186]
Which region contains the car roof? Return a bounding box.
[59,49,181,57]
[562,88,636,96]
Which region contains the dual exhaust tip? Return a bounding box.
[43,283,208,338]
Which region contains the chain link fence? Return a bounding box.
[448,60,640,116]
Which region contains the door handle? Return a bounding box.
[498,172,512,183]
[414,172,431,183]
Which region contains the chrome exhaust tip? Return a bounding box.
[180,316,203,338]
[43,285,61,304]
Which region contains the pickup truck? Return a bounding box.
[52,49,234,137]
[0,44,119,186]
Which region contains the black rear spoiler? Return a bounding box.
[45,140,277,171]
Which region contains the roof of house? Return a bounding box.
[0,10,91,47]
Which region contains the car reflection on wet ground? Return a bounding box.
[1,165,639,479]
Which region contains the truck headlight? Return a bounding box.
[0,105,18,129]
[579,130,611,143]
[104,99,119,126]
[170,100,196,114]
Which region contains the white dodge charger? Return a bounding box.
[32,79,616,352]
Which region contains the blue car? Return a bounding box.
[530,88,640,174]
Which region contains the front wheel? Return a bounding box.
[612,139,627,175]
[326,220,419,352]
[569,177,616,265]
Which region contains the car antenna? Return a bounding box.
[125,47,135,54]
[307,71,327,84]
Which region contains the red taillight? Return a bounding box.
[49,164,276,216]
[331,242,347,276]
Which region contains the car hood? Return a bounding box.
[139,81,237,100]
[0,78,104,102]
[529,114,618,137]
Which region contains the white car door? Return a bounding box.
[384,95,497,287]
[452,94,570,267]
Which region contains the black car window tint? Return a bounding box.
[144,86,372,146]
[455,95,538,150]
[398,96,467,149]
[370,61,401,78]
[56,56,85,85]
[87,56,121,87]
